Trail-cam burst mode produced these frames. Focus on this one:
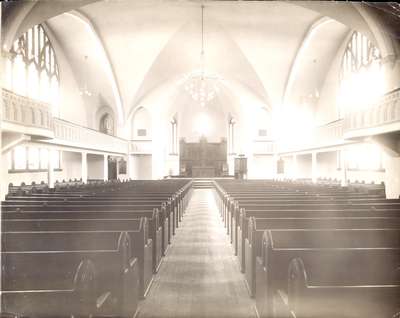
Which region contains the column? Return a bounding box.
[103,154,108,181]
[127,142,132,181]
[81,152,87,183]
[292,154,298,180]
[340,149,348,187]
[48,149,55,188]
[273,154,279,180]
[0,8,5,200]
[311,152,318,183]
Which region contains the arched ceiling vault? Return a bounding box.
[3,0,398,124]
[283,16,349,106]
[65,10,124,124]
[128,16,272,116]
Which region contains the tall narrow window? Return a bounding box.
[228,118,235,154]
[338,31,382,117]
[14,146,27,170]
[6,24,60,114]
[170,118,178,154]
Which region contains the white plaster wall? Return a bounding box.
[61,151,82,181]
[87,154,104,180]
[316,151,341,181]
[178,97,227,143]
[248,155,275,179]
[130,154,152,180]
[44,25,88,126]
[132,107,152,140]
[297,154,312,179]
[384,155,400,199]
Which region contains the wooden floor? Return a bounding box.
[137,189,256,318]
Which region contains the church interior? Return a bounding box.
[1,1,400,317]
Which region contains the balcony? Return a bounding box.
[2,89,54,138]
[343,88,400,139]
[51,118,128,155]
[277,119,345,154]
[130,140,153,154]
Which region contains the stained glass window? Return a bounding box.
[338,32,382,117]
[6,24,60,115]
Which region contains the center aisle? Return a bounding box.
[137,189,256,318]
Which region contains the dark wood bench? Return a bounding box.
[286,256,400,318]
[235,207,400,273]
[3,199,175,248]
[255,230,400,318]
[244,218,400,296]
[2,218,152,299]
[2,200,177,243]
[1,231,138,318]
[2,206,164,275]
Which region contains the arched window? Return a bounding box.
[170,117,178,154]
[5,24,60,115]
[228,117,236,154]
[100,113,114,135]
[338,31,382,117]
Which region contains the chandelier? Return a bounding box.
[183,4,220,107]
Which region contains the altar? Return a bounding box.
[192,166,216,178]
[179,137,227,177]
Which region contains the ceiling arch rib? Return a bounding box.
[2,1,35,50]
[2,0,100,50]
[282,17,335,107]
[64,10,125,125]
[352,3,397,62]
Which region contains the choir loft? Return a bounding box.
[1,1,400,318]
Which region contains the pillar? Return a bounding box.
[0,6,4,201]
[81,152,87,183]
[103,154,108,181]
[311,152,318,183]
[340,149,348,187]
[48,149,55,188]
[292,154,298,180]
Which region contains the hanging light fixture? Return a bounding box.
[183,4,220,107]
[79,55,92,97]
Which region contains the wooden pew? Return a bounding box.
[244,218,400,297]
[236,207,400,273]
[255,230,400,318]
[3,201,174,248]
[226,201,400,248]
[286,256,400,318]
[2,206,171,258]
[2,198,174,251]
[2,218,152,299]
[1,231,138,318]
[2,206,164,275]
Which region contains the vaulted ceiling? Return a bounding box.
[2,1,398,125]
